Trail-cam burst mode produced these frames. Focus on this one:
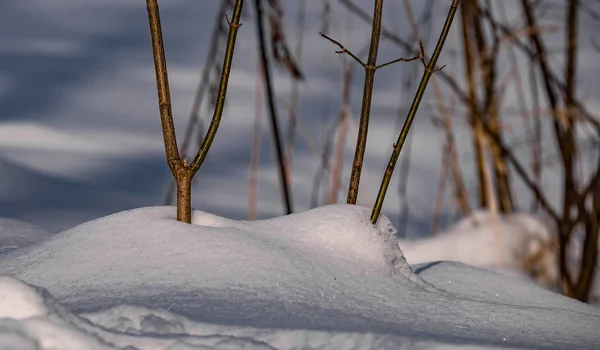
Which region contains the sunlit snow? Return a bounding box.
[1,205,599,349]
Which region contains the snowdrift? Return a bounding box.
[400,211,558,286]
[1,205,599,349]
[400,210,600,303]
[0,217,53,254]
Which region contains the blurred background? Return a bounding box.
[0,0,598,301]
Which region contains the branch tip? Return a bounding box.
[319,31,366,67]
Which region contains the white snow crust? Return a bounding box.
[0,205,599,349]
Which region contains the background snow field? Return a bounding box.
[1,205,599,349]
[0,218,53,254]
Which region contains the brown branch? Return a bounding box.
[478,3,600,131]
[147,0,181,173]
[284,0,307,184]
[460,0,489,209]
[253,0,293,214]
[377,52,422,69]
[472,0,514,213]
[249,62,264,220]
[345,0,383,205]
[328,60,353,204]
[319,32,367,67]
[370,0,459,223]
[480,119,560,222]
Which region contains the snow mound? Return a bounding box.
[1,205,600,349]
[0,204,420,287]
[401,211,558,287]
[0,217,53,254]
[223,204,420,280]
[0,206,431,325]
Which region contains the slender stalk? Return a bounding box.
[253,0,293,214]
[370,0,459,224]
[430,75,471,234]
[346,0,384,204]
[319,24,420,191]
[400,0,469,228]
[328,60,353,204]
[249,62,264,220]
[191,1,245,174]
[181,0,229,163]
[530,60,542,212]
[311,121,336,208]
[460,0,489,209]
[430,140,449,237]
[470,1,513,213]
[520,0,581,299]
[320,2,426,206]
[147,0,181,172]
[497,1,535,211]
[285,0,307,184]
[396,0,419,238]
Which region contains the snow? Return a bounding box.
[1,205,599,349]
[400,210,600,303]
[0,277,521,350]
[400,211,559,288]
[0,217,53,254]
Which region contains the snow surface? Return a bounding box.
[0,217,53,254]
[1,205,599,349]
[400,211,559,286]
[400,210,600,303]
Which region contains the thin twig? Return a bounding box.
[376,53,421,69]
[147,0,181,172]
[370,0,460,224]
[319,32,366,67]
[284,0,307,184]
[253,0,293,214]
[249,62,264,220]
[190,2,245,174]
[345,0,384,205]
[328,60,353,204]
[319,31,421,71]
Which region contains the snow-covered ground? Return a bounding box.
[1,205,599,349]
[400,211,600,304]
[0,217,53,254]
[400,211,559,287]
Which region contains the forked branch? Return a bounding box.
[319,32,422,70]
[147,0,245,223]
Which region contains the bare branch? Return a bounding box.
[319,32,367,67]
